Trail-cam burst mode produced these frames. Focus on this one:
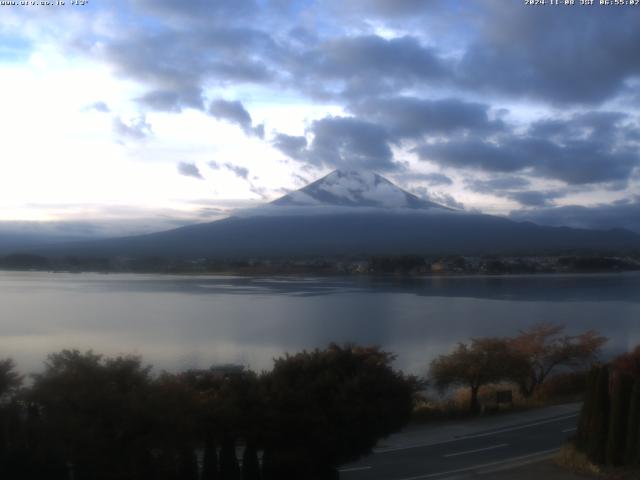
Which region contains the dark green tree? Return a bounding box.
[625,379,640,465]
[28,350,156,480]
[575,366,599,451]
[219,435,240,480]
[177,447,199,480]
[241,442,261,480]
[606,372,633,465]
[202,438,219,479]
[262,343,417,478]
[587,365,610,464]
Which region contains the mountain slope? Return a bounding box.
[270,170,449,210]
[32,211,640,259]
[17,170,640,258]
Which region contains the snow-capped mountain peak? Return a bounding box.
[271,170,448,210]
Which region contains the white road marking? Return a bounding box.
[443,443,508,458]
[562,427,577,433]
[339,466,372,473]
[395,448,559,480]
[376,412,579,453]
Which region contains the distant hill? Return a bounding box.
[20,170,640,259]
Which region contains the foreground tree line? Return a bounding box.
[0,324,608,479]
[0,345,417,480]
[429,324,607,413]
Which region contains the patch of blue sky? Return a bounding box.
[0,35,31,63]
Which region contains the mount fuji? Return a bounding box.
[26,170,640,258]
[271,170,449,210]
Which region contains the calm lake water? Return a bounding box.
[0,271,639,375]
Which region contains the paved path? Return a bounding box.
[340,403,581,480]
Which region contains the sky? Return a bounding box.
[1,0,640,237]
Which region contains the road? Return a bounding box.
[339,408,579,480]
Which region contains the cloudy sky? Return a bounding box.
[1,0,640,237]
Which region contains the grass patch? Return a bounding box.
[411,375,586,424]
[553,444,602,477]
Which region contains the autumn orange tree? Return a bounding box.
[430,338,529,413]
[510,323,606,397]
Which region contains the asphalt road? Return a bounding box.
[339,411,579,480]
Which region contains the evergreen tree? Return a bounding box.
[241,442,261,480]
[177,448,198,480]
[625,379,640,465]
[219,436,240,480]
[202,439,219,480]
[587,365,610,464]
[575,366,599,451]
[260,447,275,480]
[606,373,633,465]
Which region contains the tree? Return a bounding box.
[510,323,606,397]
[587,365,610,464]
[626,379,640,465]
[575,366,599,452]
[0,359,22,402]
[219,435,240,480]
[430,338,528,413]
[202,438,219,479]
[262,343,417,478]
[606,372,633,466]
[28,350,156,480]
[241,442,261,480]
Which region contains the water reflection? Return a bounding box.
[0,271,638,375]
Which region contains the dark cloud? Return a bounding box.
[467,176,562,207]
[460,5,640,105]
[131,0,258,20]
[295,35,449,99]
[83,0,640,125]
[177,162,204,179]
[208,161,250,179]
[468,176,531,194]
[528,111,630,143]
[345,0,441,17]
[53,0,640,201]
[100,26,275,114]
[223,163,249,180]
[418,173,453,186]
[136,88,204,112]
[417,139,528,174]
[509,197,640,234]
[275,116,398,171]
[506,190,558,208]
[209,99,264,138]
[272,133,307,159]
[417,111,639,186]
[350,97,503,140]
[412,186,464,210]
[112,116,152,141]
[394,172,453,187]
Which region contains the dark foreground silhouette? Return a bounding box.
[0,345,417,480]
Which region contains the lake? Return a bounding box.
[0,271,639,375]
